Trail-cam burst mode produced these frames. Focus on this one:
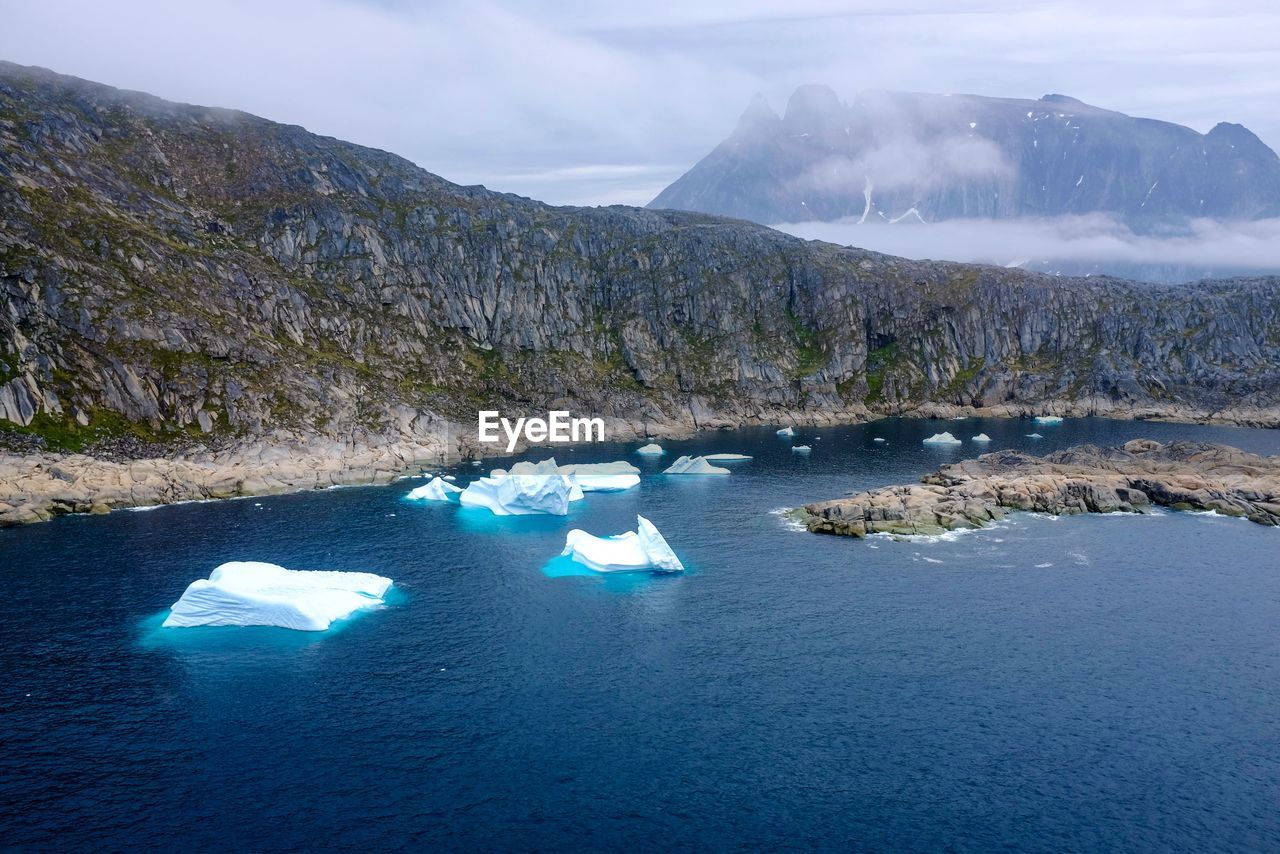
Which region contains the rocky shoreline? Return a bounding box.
[5,401,1280,527]
[804,439,1280,537]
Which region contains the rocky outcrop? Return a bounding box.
[804,440,1280,537]
[2,63,1280,524]
[650,86,1280,226]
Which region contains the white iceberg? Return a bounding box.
[636,443,665,455]
[559,461,641,492]
[776,427,795,437]
[662,455,730,475]
[163,561,393,631]
[1033,415,1064,425]
[792,445,812,452]
[971,433,992,443]
[873,437,887,444]
[560,515,685,573]
[704,453,752,461]
[1026,432,1044,438]
[406,476,462,502]
[923,432,963,445]
[443,475,457,482]
[460,458,583,515]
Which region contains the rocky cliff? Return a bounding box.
[2,62,1280,492]
[650,86,1280,227]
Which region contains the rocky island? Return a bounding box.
[804,440,1280,537]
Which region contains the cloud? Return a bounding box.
[773,214,1280,280]
[1,0,1278,206]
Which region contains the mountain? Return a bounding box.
[2,61,1279,476]
[649,86,1280,227]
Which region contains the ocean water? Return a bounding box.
[2,417,1279,851]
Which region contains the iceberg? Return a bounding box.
[559,461,641,492]
[873,437,887,444]
[1033,415,1064,425]
[662,455,730,475]
[636,443,665,455]
[792,445,812,453]
[163,561,393,631]
[560,515,685,573]
[776,427,795,437]
[1027,432,1044,438]
[971,433,992,443]
[460,458,583,515]
[923,432,963,445]
[406,476,462,502]
[704,453,752,461]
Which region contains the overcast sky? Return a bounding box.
[4,0,1279,206]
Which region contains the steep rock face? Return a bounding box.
[650,86,1280,226]
[2,61,1280,465]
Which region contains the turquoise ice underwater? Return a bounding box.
[2,416,1280,849]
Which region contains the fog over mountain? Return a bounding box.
[652,86,1280,227]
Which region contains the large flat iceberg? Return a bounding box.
[636,443,665,455]
[163,561,393,631]
[559,461,641,492]
[1033,415,1064,425]
[663,455,730,475]
[560,515,685,573]
[704,453,752,461]
[792,445,811,453]
[923,432,963,445]
[460,458,583,515]
[406,476,462,502]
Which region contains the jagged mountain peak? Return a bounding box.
[650,84,1280,226]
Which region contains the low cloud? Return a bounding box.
[774,214,1280,280]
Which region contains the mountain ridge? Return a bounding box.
[649,85,1280,226]
[2,62,1280,522]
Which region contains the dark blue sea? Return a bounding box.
[2,417,1279,851]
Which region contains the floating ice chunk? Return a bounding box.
[406,476,462,502]
[443,475,456,481]
[636,443,665,455]
[460,458,582,515]
[662,455,730,475]
[1033,415,1063,425]
[560,515,685,573]
[704,453,752,461]
[1027,432,1044,439]
[873,437,887,443]
[776,427,795,437]
[923,432,963,445]
[792,445,812,452]
[559,461,641,492]
[162,561,392,631]
[971,433,992,443]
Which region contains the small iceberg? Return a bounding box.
[559,461,641,492]
[663,455,730,475]
[776,427,795,437]
[1027,432,1044,439]
[704,453,752,461]
[923,432,963,445]
[1033,415,1064,425]
[792,445,812,453]
[406,476,462,502]
[560,515,685,573]
[443,475,457,482]
[971,433,992,443]
[163,561,393,631]
[460,458,583,515]
[873,437,887,444]
[636,443,665,455]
